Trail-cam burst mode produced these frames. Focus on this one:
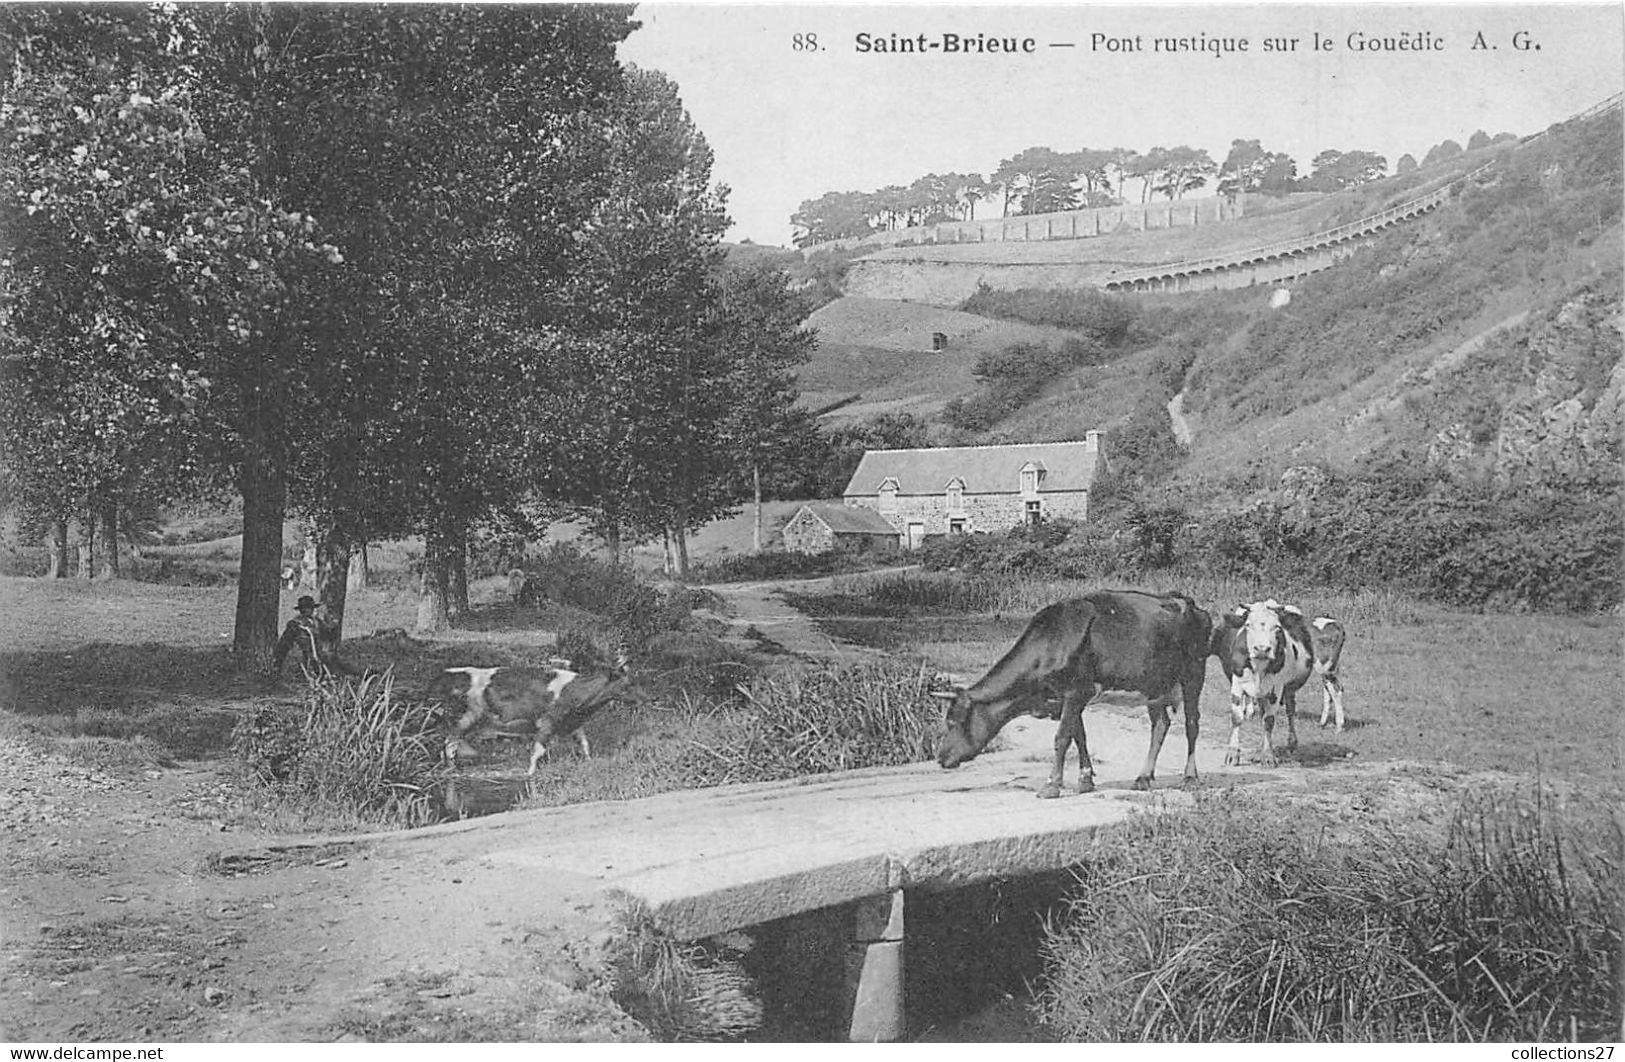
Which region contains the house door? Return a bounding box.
[906,522,926,550]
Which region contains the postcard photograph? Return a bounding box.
[1,1,1621,1046]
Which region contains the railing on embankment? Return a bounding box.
[1101,162,1494,294]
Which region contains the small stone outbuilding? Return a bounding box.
[782,502,902,555]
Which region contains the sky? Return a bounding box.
[617,2,1624,245]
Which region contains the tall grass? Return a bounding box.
[679,660,945,785]
[605,902,763,1042]
[232,671,449,829]
[1036,787,1623,1041]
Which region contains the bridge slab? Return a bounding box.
[280,710,1277,941]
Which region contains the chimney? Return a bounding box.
[1085,430,1106,475]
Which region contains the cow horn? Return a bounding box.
[928,690,959,701]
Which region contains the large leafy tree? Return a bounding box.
[1150,145,1217,200]
[994,147,1080,215]
[791,189,875,247]
[1306,149,1388,191]
[2,6,640,659]
[1217,138,1299,196]
[1,6,341,610]
[192,5,637,639]
[539,66,729,561]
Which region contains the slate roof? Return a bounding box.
[794,502,900,535]
[843,441,1102,497]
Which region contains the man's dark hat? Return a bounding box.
[295,595,318,613]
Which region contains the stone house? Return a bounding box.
[842,433,1105,548]
[781,502,902,555]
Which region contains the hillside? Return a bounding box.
[795,101,1622,501]
[798,297,1094,423]
[838,157,1486,306]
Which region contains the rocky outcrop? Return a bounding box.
[1426,289,1622,483]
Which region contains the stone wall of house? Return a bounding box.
[856,490,1089,538]
[782,512,835,554]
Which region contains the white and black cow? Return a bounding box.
[428,655,638,775]
[1210,600,1347,767]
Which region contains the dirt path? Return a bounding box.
[698,567,918,661]
[0,729,646,1042]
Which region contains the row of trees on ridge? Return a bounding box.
[791,129,1516,247]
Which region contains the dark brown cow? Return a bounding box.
[429,655,639,774]
[934,590,1212,795]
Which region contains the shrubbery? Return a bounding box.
[960,284,1137,342]
[519,542,698,650]
[232,671,449,828]
[913,457,1622,614]
[1037,787,1622,1041]
[675,659,944,785]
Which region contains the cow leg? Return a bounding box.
[528,739,549,775]
[1282,688,1300,754]
[1225,683,1248,767]
[1134,701,1172,791]
[1320,672,1346,732]
[1179,674,1202,787]
[576,730,591,759]
[1258,693,1280,767]
[1040,690,1089,798]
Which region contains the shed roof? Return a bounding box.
[843,441,1101,497]
[794,502,899,536]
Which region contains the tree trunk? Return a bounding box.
[449,520,469,619]
[753,464,763,554]
[416,528,451,634]
[674,523,690,578]
[300,515,318,590]
[99,504,120,579]
[74,516,93,580]
[45,521,68,579]
[234,460,287,676]
[348,543,370,591]
[313,527,352,643]
[662,528,675,575]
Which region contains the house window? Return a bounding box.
[949,518,967,535]
[878,477,899,513]
[1025,500,1042,527]
[945,478,965,513]
[1019,462,1043,495]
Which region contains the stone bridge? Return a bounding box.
[265,708,1297,1041]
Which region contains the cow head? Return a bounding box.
[1234,599,1288,668]
[931,686,990,769]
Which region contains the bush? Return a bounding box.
[960,285,1137,343]
[232,671,449,828]
[1036,787,1622,1041]
[677,660,945,785]
[520,542,698,650]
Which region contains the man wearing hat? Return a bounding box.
[273,595,354,678]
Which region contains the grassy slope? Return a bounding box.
[798,297,1094,421]
[818,114,1621,495]
[798,152,1506,441]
